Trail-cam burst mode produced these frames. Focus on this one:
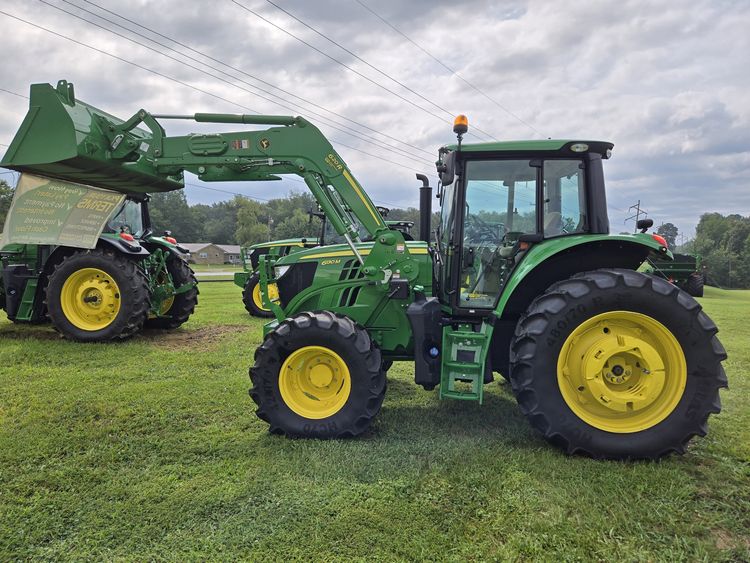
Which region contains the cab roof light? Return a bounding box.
[453,114,469,136]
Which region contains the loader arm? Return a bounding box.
[1,80,387,244]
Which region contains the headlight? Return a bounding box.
[274,265,291,279]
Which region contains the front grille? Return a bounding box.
[339,259,365,281]
[277,262,318,308]
[338,285,362,307]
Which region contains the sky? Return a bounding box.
[0,0,748,239]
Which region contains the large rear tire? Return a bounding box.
[145,255,199,329]
[509,268,727,460]
[242,272,275,318]
[46,249,149,342]
[250,311,386,438]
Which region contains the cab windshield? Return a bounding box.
[105,199,144,238]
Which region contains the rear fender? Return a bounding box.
[489,235,669,377]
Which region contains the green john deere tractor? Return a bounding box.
[2,80,726,459]
[235,208,413,317]
[0,83,198,341]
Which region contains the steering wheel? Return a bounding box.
[465,215,505,244]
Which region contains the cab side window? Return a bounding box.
[543,160,586,237]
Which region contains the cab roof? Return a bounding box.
[442,140,614,158]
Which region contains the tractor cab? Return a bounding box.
[435,128,613,315]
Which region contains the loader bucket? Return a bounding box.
[0,80,183,193]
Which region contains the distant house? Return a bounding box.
[181,243,242,265]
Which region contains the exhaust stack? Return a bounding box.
[416,173,432,243]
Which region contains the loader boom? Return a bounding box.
[1,80,387,243]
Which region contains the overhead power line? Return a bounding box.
[0,88,29,100]
[230,0,491,142]
[354,0,544,139]
[40,0,433,167]
[260,0,497,141]
[75,0,435,160]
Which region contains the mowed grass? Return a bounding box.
[0,284,748,561]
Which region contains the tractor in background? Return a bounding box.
[643,252,706,297]
[0,80,726,460]
[236,207,413,317]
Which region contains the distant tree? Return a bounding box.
[202,197,243,244]
[235,197,270,246]
[0,179,13,231]
[694,212,750,288]
[273,208,319,240]
[148,191,204,241]
[656,222,679,249]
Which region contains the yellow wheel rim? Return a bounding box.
[60,267,121,331]
[279,346,351,419]
[557,311,687,433]
[252,282,279,312]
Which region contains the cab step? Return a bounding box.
[440,323,490,403]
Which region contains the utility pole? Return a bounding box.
[624,200,648,232]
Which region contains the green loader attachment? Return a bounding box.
[1,80,183,193]
[1,81,727,460]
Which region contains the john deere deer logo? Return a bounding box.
[259,138,271,149]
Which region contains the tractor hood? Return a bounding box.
[247,238,319,251]
[273,239,430,266]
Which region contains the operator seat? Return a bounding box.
[544,211,563,236]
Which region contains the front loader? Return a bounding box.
[1,80,727,459]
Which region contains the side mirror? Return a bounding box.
[437,151,456,186]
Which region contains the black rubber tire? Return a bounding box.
[145,255,199,329]
[242,272,274,318]
[46,248,149,342]
[683,272,705,297]
[250,311,386,438]
[509,268,727,460]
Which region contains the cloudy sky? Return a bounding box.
[1,0,748,237]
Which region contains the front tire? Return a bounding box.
[46,249,149,342]
[509,268,727,460]
[242,273,275,318]
[250,311,386,438]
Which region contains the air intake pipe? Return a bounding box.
[416,173,432,243]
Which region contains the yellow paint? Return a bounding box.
[258,242,305,248]
[253,281,279,311]
[300,246,429,260]
[342,169,382,225]
[278,346,351,419]
[557,311,687,433]
[60,267,121,331]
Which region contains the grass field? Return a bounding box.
[0,284,748,561]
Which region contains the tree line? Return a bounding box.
[147,190,432,246]
[686,213,750,289]
[3,178,748,289]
